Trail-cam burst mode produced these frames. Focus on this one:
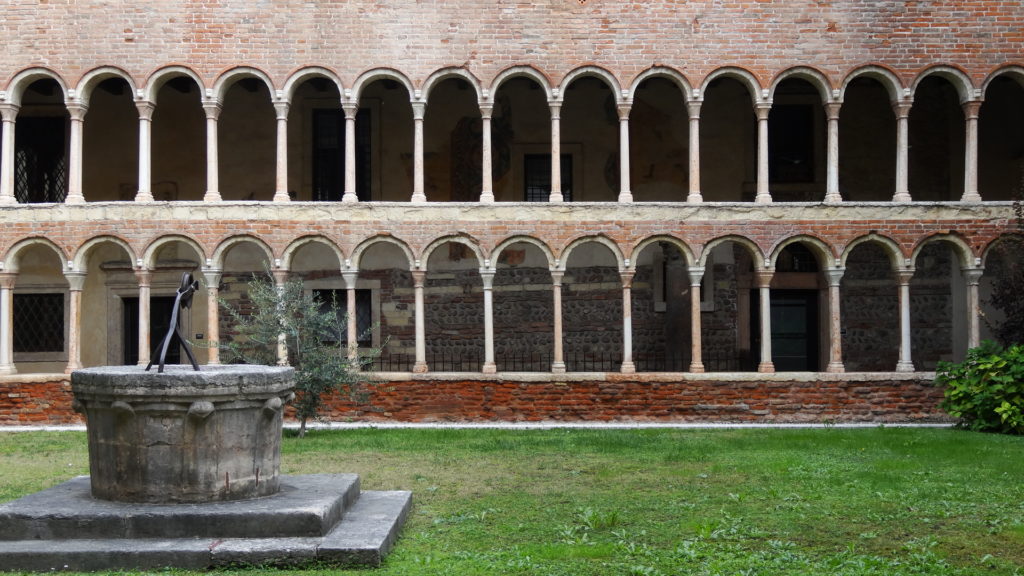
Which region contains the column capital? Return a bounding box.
[0,102,20,122]
[272,269,290,286]
[478,268,495,289]
[825,266,846,287]
[961,100,982,119]
[891,100,912,119]
[134,268,152,287]
[411,101,426,120]
[549,269,564,286]
[0,272,16,290]
[478,102,493,119]
[896,267,915,285]
[341,270,359,289]
[411,269,427,287]
[620,269,635,288]
[548,102,562,120]
[754,102,772,120]
[200,267,222,287]
[202,100,223,120]
[686,100,703,119]
[825,102,842,120]
[64,270,87,291]
[274,101,290,120]
[135,99,156,120]
[687,266,706,286]
[961,267,984,286]
[754,269,774,288]
[65,101,89,120]
[616,102,632,120]
[342,103,358,118]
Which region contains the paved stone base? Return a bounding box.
[0,474,411,571]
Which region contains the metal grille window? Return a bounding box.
[13,293,64,353]
[14,117,67,204]
[524,154,572,202]
[313,289,372,347]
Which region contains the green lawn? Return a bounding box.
[1,427,1022,575]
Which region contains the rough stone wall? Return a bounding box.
[911,243,956,370]
[493,267,554,367]
[563,266,623,368]
[2,1,1022,89]
[425,268,485,368]
[842,243,900,372]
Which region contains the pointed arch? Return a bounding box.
[557,65,623,102]
[839,65,905,103]
[421,235,485,270]
[280,235,346,271]
[212,66,276,103]
[911,233,976,268]
[351,235,416,271]
[769,235,837,268]
[421,67,483,103]
[770,66,834,104]
[72,236,138,272]
[75,66,139,107]
[628,235,696,270]
[282,66,344,103]
[839,233,904,269]
[489,65,554,101]
[559,235,625,271]
[143,65,206,103]
[911,65,977,104]
[2,237,69,272]
[350,67,416,104]
[141,234,207,270]
[4,67,69,106]
[491,236,557,272]
[699,66,765,105]
[627,66,694,101]
[699,235,766,269]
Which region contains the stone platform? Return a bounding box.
[0,474,411,570]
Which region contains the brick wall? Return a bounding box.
[0,376,81,425]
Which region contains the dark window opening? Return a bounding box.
[313,288,372,347]
[13,293,64,353]
[769,105,814,183]
[312,109,371,201]
[776,244,820,273]
[15,117,67,203]
[524,154,572,201]
[123,296,181,365]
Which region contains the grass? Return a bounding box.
[1,427,1023,575]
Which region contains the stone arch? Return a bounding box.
[72,235,138,272]
[769,235,837,269]
[421,67,483,103]
[982,233,1024,267]
[2,237,69,272]
[491,236,557,272]
[75,66,139,107]
[770,66,834,104]
[911,233,976,268]
[281,66,344,103]
[628,235,696,269]
[911,65,977,104]
[211,235,276,270]
[489,65,554,101]
[141,234,208,270]
[420,235,485,270]
[350,68,416,104]
[699,235,766,269]
[839,233,904,269]
[982,65,1024,94]
[212,67,277,103]
[557,65,623,102]
[700,66,765,105]
[627,66,694,101]
[143,66,206,103]
[4,67,69,106]
[839,64,906,103]
[280,235,346,271]
[350,235,416,271]
[559,235,625,271]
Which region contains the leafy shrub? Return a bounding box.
[936,340,1024,434]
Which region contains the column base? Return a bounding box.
[617,191,633,203]
[0,365,17,375]
[410,193,427,203]
[479,191,495,203]
[688,362,705,373]
[825,361,845,373]
[892,192,912,203]
[272,191,291,202]
[551,361,566,374]
[64,194,86,204]
[823,193,843,204]
[895,361,915,373]
[341,192,358,203]
[757,361,775,373]
[134,191,154,202]
[754,192,772,204]
[686,193,703,203]
[64,362,82,375]
[0,196,16,205]
[481,362,497,374]
[548,192,564,203]
[620,361,635,374]
[203,191,222,202]
[960,192,982,203]
[412,361,428,374]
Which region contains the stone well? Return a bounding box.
[71,365,295,503]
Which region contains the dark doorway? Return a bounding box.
[123,296,181,365]
[770,290,819,371]
[312,108,371,201]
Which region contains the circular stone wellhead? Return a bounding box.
[71,365,295,504]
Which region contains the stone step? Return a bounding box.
[0,484,412,571]
[0,474,361,540]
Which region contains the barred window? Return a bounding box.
[313,289,372,347]
[13,293,65,353]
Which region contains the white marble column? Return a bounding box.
[825,266,845,372]
[620,270,635,374]
[481,269,496,374]
[617,103,633,203]
[342,104,358,203]
[551,270,566,373]
[0,273,16,374]
[755,103,772,204]
[961,101,982,203]
[65,103,87,204]
[896,267,915,372]
[135,269,151,367]
[412,270,428,373]
[64,271,87,372]
[687,100,703,203]
[479,103,494,203]
[272,270,289,366]
[342,270,359,361]
[688,266,705,373]
[201,268,221,365]
[893,101,912,202]
[756,269,775,372]
[135,100,155,202]
[273,101,290,202]
[549,102,563,202]
[0,104,18,205]
[411,102,426,203]
[824,102,842,203]
[963,267,984,350]
[202,101,223,202]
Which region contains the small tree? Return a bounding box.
[983,167,1024,346]
[219,274,375,437]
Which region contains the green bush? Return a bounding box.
[936,341,1024,434]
